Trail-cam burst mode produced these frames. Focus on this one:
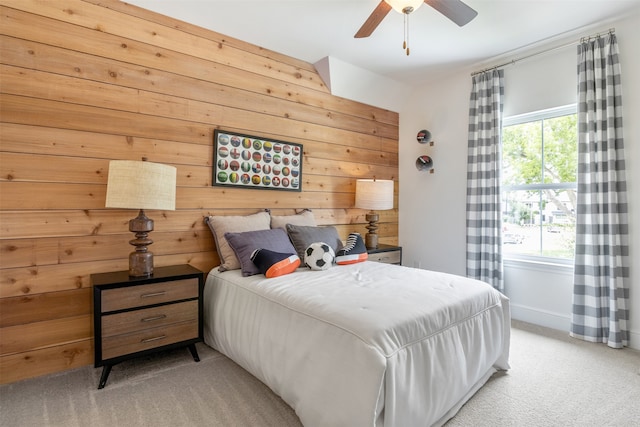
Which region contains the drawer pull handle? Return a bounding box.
[140,291,166,298]
[141,335,166,343]
[141,314,167,323]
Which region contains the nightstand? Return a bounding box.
[91,264,204,389]
[367,244,402,265]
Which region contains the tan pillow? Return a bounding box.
[270,209,316,229]
[206,211,271,271]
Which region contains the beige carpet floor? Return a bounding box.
[445,321,640,426]
[1,321,639,426]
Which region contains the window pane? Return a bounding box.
[502,189,541,256]
[502,187,576,258]
[541,189,576,259]
[502,121,542,186]
[542,114,578,184]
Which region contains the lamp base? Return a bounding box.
[365,211,379,249]
[365,233,378,250]
[128,209,154,277]
[129,251,153,277]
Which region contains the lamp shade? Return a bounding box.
[105,160,176,210]
[385,0,424,13]
[355,179,394,211]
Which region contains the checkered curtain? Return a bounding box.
[466,69,504,291]
[571,34,629,348]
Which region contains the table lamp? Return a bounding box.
[105,158,176,277]
[355,179,394,249]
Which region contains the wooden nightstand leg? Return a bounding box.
[188,344,200,362]
[98,365,113,389]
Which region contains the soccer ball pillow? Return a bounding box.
[304,242,335,271]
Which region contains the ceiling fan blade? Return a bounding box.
[354,1,392,38]
[424,0,478,27]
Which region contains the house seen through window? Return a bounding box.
[501,105,577,260]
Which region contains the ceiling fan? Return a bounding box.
[355,0,478,55]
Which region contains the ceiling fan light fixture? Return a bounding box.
[355,0,477,41]
[384,0,424,15]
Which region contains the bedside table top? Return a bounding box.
[367,244,402,254]
[91,264,203,287]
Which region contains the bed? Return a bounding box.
[202,260,510,427]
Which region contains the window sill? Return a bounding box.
[504,257,574,275]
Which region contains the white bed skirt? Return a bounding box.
[203,262,510,427]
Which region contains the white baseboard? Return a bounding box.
[510,303,571,332]
[511,303,640,351]
[628,330,640,351]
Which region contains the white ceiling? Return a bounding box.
[126,0,640,84]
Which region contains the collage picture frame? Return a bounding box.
[213,130,302,192]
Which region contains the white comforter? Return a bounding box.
[203,262,510,427]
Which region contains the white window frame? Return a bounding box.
[501,104,577,266]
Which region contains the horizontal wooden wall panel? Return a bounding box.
[1,94,210,145]
[0,152,212,187]
[0,182,107,210]
[79,0,314,72]
[1,251,217,300]
[0,182,374,210]
[1,215,398,269]
[1,237,60,268]
[1,63,139,115]
[0,209,213,239]
[2,6,295,93]
[0,28,397,125]
[0,289,92,328]
[1,314,91,355]
[1,34,397,139]
[56,231,214,265]
[0,0,398,384]
[178,187,358,211]
[1,0,328,93]
[0,124,211,168]
[2,93,396,155]
[286,208,399,227]
[2,2,398,124]
[2,231,214,270]
[0,340,92,384]
[1,139,395,187]
[0,207,398,240]
[1,152,110,185]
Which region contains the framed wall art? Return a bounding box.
[213,130,302,192]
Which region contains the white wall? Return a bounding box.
[398,70,469,276]
[399,10,640,349]
[313,56,412,113]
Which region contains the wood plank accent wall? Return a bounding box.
[0,0,399,384]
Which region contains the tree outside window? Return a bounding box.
[501,106,577,260]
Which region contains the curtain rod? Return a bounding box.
[470,28,615,76]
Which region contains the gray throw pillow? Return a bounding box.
[225,228,298,276]
[285,224,343,261]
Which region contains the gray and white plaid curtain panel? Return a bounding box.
[466,69,504,291]
[571,33,630,348]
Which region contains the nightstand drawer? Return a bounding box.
[102,300,198,337]
[368,250,401,264]
[102,321,199,360]
[101,278,199,312]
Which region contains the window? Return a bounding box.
[501,105,577,261]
